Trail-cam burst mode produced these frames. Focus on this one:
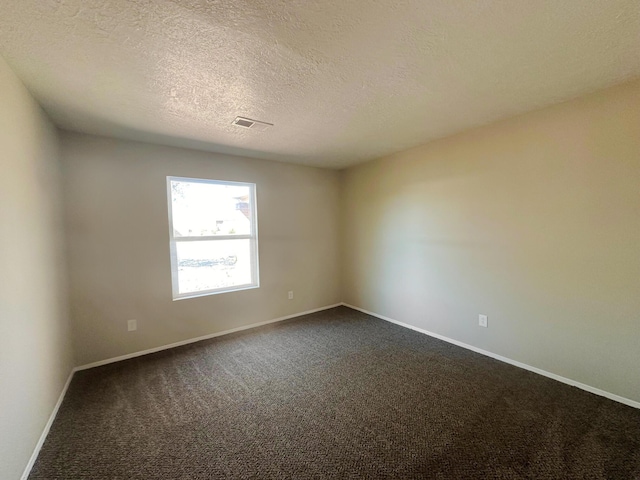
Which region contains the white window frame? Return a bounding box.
[166,176,260,300]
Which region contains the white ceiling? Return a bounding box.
[1,1,639,168]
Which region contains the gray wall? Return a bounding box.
[61,132,342,366]
[341,79,640,402]
[0,56,73,479]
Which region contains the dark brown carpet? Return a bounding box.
[30,306,640,479]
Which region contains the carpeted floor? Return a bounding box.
[30,306,640,479]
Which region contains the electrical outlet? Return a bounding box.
[128,319,137,331]
[288,291,294,300]
[478,314,488,328]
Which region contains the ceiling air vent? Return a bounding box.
[232,116,273,131]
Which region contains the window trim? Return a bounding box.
[166,176,260,300]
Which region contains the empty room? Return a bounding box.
[1,1,639,479]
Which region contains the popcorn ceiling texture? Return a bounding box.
[0,0,639,168]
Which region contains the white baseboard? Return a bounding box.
[342,303,640,410]
[22,303,342,478]
[75,303,343,371]
[25,301,635,480]
[21,369,75,480]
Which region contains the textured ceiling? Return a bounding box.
[1,1,639,168]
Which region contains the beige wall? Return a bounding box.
[342,79,640,402]
[61,132,341,366]
[0,57,73,479]
[2,60,638,477]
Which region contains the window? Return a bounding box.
[167,176,259,300]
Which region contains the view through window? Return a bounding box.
[167,177,259,299]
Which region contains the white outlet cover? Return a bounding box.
[479,314,488,328]
[128,319,137,331]
[288,291,294,300]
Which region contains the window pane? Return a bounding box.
[175,239,254,294]
[170,180,252,237]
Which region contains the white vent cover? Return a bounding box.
[232,116,273,131]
